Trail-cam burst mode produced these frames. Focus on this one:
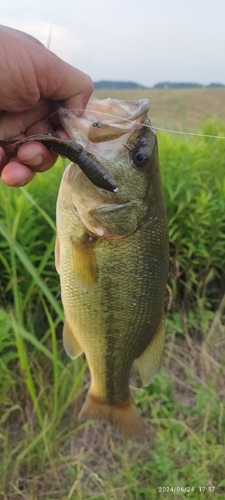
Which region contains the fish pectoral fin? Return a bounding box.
[71,235,97,292]
[135,318,165,386]
[54,233,60,275]
[63,319,83,359]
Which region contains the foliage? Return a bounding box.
[159,119,225,309]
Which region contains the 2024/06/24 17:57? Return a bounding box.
[158,486,216,493]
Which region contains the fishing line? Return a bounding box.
[152,127,225,139]
[45,108,225,140]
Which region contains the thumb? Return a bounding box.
[35,48,94,114]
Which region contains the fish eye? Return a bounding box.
[132,148,150,168]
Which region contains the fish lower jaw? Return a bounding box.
[79,213,110,237]
[77,202,129,238]
[90,225,106,237]
[70,203,108,237]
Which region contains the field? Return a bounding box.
[0,89,225,500]
[94,88,225,130]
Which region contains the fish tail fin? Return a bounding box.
[78,392,145,438]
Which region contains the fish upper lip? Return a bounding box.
[56,99,149,129]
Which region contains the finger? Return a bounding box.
[17,141,57,172]
[36,53,94,115]
[6,26,45,47]
[61,71,94,115]
[0,147,7,172]
[0,99,52,140]
[1,161,36,187]
[25,119,69,138]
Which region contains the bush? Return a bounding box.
[159,120,225,308]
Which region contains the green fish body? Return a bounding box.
[55,98,169,437]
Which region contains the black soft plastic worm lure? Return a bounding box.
[0,133,118,193]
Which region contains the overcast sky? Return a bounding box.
[2,0,225,87]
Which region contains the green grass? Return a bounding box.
[0,122,225,499]
[159,119,225,309]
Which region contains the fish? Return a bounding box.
[55,98,169,438]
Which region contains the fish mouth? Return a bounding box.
[55,98,150,161]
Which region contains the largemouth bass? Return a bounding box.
[55,98,169,438]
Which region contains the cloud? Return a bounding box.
[2,0,225,86]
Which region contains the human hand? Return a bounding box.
[0,25,93,187]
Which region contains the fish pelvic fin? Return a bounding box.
[71,235,97,292]
[63,319,83,359]
[78,393,145,439]
[136,317,165,386]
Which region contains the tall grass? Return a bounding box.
[0,160,87,493]
[0,121,224,499]
[159,119,225,310]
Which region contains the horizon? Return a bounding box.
[93,79,225,86]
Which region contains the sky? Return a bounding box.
[1,0,225,87]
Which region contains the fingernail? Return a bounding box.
[18,178,29,186]
[30,153,44,166]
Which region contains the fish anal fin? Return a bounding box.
[78,392,145,439]
[71,235,97,292]
[136,318,165,386]
[63,319,83,359]
[54,233,60,275]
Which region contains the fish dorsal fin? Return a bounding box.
[54,233,60,275]
[63,319,83,359]
[135,318,165,386]
[71,235,97,292]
